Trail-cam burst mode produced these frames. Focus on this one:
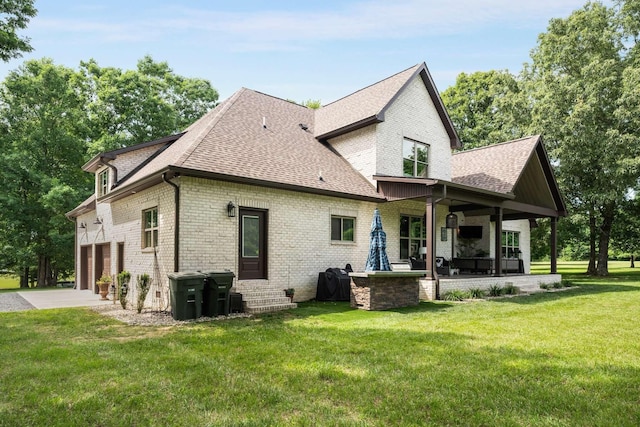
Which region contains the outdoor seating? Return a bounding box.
[409,257,426,270]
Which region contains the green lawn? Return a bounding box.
[1,262,639,426]
[0,274,19,289]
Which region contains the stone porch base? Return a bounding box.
[349,271,423,310]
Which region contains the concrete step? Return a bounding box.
[243,296,292,306]
[233,288,297,314]
[240,290,288,299]
[244,302,297,314]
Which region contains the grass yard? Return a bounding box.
[0,274,19,289]
[1,262,639,426]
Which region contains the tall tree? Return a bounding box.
[0,56,221,286]
[526,2,640,276]
[440,70,528,149]
[0,0,37,62]
[0,59,89,287]
[81,55,219,154]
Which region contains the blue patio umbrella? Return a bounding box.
[365,208,391,271]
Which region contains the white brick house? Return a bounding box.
[67,63,566,312]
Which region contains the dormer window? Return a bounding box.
[98,169,109,197]
[403,138,429,178]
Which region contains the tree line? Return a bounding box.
[0,55,219,287]
[441,0,640,276]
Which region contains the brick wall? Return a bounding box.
[326,74,453,186]
[76,176,465,304]
[327,125,377,184]
[178,177,380,301]
[75,182,176,309]
[377,75,453,181]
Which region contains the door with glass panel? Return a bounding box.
[238,209,268,280]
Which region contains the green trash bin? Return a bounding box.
[168,272,205,320]
[202,270,235,317]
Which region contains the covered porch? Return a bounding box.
[374,138,567,300]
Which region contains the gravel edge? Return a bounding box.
[0,293,36,312]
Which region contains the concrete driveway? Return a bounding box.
[16,289,115,310]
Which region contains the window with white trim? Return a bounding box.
[403,138,429,178]
[502,230,520,258]
[98,169,109,197]
[331,216,355,242]
[143,207,158,248]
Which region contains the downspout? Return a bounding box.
[162,173,180,272]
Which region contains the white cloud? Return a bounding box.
[29,0,597,50]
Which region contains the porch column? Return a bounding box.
[425,191,436,281]
[494,206,503,277]
[550,216,558,274]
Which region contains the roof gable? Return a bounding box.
[82,133,184,173]
[452,135,566,214]
[314,63,460,148]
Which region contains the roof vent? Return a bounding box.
[299,123,309,131]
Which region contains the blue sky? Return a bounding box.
[0,0,602,104]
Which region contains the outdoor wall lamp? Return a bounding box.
[79,222,86,229]
[227,201,236,218]
[445,212,458,229]
[93,217,103,225]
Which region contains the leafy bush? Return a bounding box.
[468,287,486,299]
[503,283,519,295]
[561,279,574,288]
[552,281,564,289]
[539,283,551,290]
[488,284,503,297]
[136,273,151,313]
[117,271,131,310]
[442,290,470,301]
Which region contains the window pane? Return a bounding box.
[152,209,158,227]
[402,139,414,159]
[400,239,409,260]
[403,159,414,177]
[153,230,158,246]
[410,217,421,238]
[242,216,260,257]
[145,211,152,229]
[342,218,354,241]
[410,240,420,258]
[514,233,519,247]
[400,216,409,237]
[416,162,428,178]
[145,231,152,248]
[416,143,428,163]
[331,217,342,241]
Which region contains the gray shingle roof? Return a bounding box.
[451,135,540,194]
[121,88,382,200]
[314,64,422,139]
